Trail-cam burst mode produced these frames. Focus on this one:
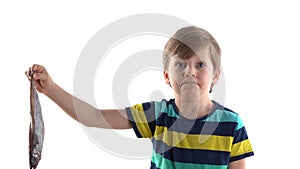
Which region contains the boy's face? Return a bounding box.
[164,48,219,100]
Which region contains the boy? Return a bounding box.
[26,26,253,169]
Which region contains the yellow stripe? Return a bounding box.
[130,104,152,138]
[230,139,253,157]
[154,126,233,152]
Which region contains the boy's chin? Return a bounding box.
[180,83,200,91]
[180,84,201,98]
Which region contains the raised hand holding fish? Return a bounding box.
[26,64,53,94]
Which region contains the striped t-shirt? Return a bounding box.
[126,99,254,169]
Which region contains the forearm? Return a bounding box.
[43,82,131,129]
[228,159,245,169]
[44,82,100,127]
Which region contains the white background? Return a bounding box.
[1,0,300,168]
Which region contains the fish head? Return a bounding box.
[30,148,41,169]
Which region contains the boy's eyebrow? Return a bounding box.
[195,54,211,63]
[173,55,206,62]
[173,55,184,61]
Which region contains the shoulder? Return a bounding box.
[125,99,173,116]
[126,99,177,118]
[209,101,245,129]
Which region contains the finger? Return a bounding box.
[32,64,46,73]
[35,83,43,92]
[25,71,30,80]
[33,72,48,81]
[32,64,38,72]
[25,67,32,80]
[28,66,32,74]
[35,85,44,93]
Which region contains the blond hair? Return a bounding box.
[163,26,221,73]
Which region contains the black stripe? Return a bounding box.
[229,152,254,162]
[156,113,236,136]
[223,106,237,114]
[150,162,160,169]
[233,127,249,144]
[142,102,156,136]
[125,107,143,138]
[152,139,230,165]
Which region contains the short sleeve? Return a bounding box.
[229,115,254,162]
[125,102,156,138]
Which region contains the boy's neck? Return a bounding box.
[175,96,214,119]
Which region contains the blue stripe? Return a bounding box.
[156,99,241,123]
[142,102,155,121]
[157,99,244,131]
[152,139,230,165]
[156,113,236,136]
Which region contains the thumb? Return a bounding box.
[33,71,49,81]
[33,71,51,90]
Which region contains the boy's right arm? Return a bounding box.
[26,64,132,129]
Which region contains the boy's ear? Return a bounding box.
[210,69,221,93]
[212,69,221,84]
[164,70,170,84]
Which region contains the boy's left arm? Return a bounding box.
[228,159,245,169]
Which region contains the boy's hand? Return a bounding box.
[25,64,54,94]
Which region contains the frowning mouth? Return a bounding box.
[180,81,200,88]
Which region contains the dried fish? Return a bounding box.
[29,71,44,169]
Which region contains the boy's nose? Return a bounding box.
[184,66,196,77]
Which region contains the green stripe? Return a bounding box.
[204,110,244,130]
[235,115,244,130]
[154,101,164,119]
[152,152,228,169]
[204,110,237,122]
[167,104,179,118]
[154,101,179,119]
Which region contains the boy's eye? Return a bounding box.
[197,63,205,68]
[175,62,186,68]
